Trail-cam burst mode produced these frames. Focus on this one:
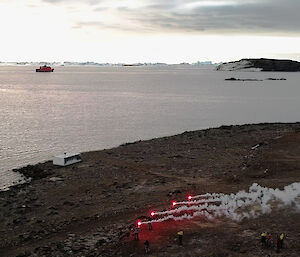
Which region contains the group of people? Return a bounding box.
[261,232,286,252]
[134,226,150,253]
[135,222,286,254]
[133,217,153,254]
[133,216,184,254]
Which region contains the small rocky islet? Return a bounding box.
[217,58,300,71]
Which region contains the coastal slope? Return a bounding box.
[0,123,300,256]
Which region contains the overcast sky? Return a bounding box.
[1,0,300,63]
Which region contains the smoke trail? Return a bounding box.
[142,182,300,224]
[191,192,225,199]
[176,199,221,205]
[153,203,211,216]
[142,210,213,224]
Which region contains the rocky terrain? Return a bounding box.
[0,123,300,257]
[217,58,300,71]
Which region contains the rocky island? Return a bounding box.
[217,58,300,71]
[1,123,300,257]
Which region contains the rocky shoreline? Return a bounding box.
[224,77,286,82]
[1,122,300,256]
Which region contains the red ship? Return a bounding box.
[36,65,54,72]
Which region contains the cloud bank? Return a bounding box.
[42,0,300,34]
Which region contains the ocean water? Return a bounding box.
[1,65,300,190]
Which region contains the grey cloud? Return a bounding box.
[42,0,102,5]
[120,0,300,34]
[43,0,300,35]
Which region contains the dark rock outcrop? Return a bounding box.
[13,163,53,180]
[225,77,262,81]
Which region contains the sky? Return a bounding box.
[1,0,300,63]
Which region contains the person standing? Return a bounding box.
[266,233,273,248]
[261,232,267,246]
[279,233,285,248]
[276,235,281,253]
[147,216,153,230]
[134,226,139,241]
[178,231,184,245]
[144,240,150,253]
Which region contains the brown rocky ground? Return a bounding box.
[0,123,300,257]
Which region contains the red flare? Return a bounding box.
[150,211,155,216]
[172,201,177,206]
[188,195,192,200]
[137,221,142,226]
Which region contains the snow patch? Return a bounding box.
[217,60,262,72]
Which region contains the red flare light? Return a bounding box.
[172,201,177,206]
[137,221,142,226]
[150,211,155,216]
[188,195,192,200]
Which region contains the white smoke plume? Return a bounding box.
[141,182,300,224]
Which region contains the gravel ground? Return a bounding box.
[0,122,300,257]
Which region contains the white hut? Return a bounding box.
[53,153,82,166]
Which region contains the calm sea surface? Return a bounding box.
[1,65,300,189]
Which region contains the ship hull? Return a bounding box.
[36,69,54,72]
